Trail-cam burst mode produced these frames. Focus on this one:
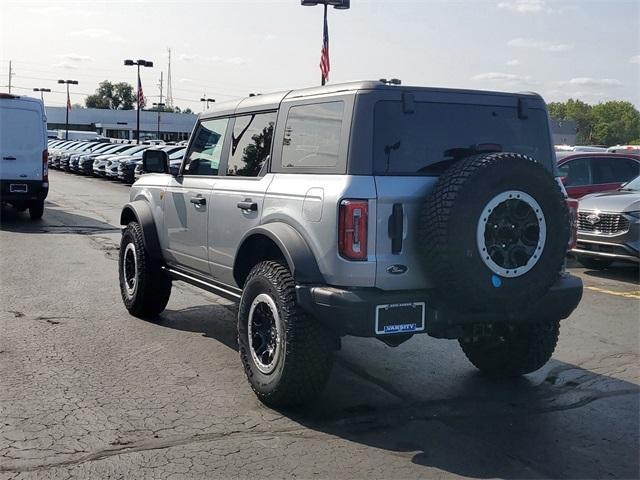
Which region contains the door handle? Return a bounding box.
[2,156,16,161]
[190,197,206,206]
[237,200,258,211]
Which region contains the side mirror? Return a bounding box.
[142,149,169,174]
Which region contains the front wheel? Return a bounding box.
[577,256,614,270]
[459,320,560,376]
[238,261,334,407]
[119,221,172,319]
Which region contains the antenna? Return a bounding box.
[165,47,174,108]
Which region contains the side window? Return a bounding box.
[183,118,229,176]
[281,101,344,169]
[592,158,640,184]
[227,111,277,177]
[560,158,590,186]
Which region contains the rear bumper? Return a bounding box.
[0,180,48,204]
[296,273,583,339]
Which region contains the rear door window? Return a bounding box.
[183,118,229,176]
[591,157,639,184]
[558,158,591,186]
[227,111,276,176]
[373,101,552,175]
[281,101,344,169]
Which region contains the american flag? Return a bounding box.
[320,7,330,84]
[137,76,146,109]
[66,91,71,111]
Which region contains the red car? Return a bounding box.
[557,153,640,198]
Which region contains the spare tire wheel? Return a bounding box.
[418,152,569,312]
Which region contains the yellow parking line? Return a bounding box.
[585,286,640,300]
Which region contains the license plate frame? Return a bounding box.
[375,302,425,335]
[9,183,28,193]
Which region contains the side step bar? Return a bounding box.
[161,266,242,302]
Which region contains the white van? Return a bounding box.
[0,93,48,219]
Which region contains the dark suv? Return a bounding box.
[118,81,583,407]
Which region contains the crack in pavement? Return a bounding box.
[0,426,311,473]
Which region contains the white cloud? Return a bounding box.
[506,59,521,66]
[508,37,574,52]
[53,62,79,70]
[68,29,123,43]
[497,1,577,14]
[179,54,197,62]
[179,78,194,84]
[57,54,94,63]
[28,5,93,17]
[630,55,640,64]
[497,0,545,13]
[472,72,534,84]
[562,77,622,87]
[226,57,249,65]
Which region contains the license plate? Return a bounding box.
[9,184,27,193]
[375,302,425,335]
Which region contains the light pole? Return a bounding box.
[152,102,165,140]
[200,96,215,110]
[124,59,154,144]
[33,87,51,102]
[57,80,78,140]
[301,0,350,85]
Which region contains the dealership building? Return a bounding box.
[45,106,197,141]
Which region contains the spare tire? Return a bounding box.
[418,152,569,312]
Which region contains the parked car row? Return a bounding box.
[47,139,186,184]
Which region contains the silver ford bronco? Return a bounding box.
[118,80,583,407]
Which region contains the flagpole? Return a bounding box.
[65,83,70,140]
[321,3,327,86]
[136,63,141,144]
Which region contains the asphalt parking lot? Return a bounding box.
[1,170,638,479]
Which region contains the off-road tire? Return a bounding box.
[459,320,560,376]
[419,152,569,312]
[577,256,614,270]
[238,260,334,408]
[29,200,44,220]
[119,221,172,319]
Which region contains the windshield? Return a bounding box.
[621,175,640,191]
[373,101,553,175]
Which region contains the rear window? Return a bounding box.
[373,101,552,175]
[0,107,42,150]
[282,101,344,169]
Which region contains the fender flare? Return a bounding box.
[234,223,324,286]
[120,200,162,261]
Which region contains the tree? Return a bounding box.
[590,101,640,146]
[85,81,135,110]
[547,98,640,146]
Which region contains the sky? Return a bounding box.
[1,0,638,112]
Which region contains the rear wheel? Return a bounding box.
[577,256,614,270]
[459,319,560,376]
[238,260,334,407]
[119,221,172,319]
[28,200,44,220]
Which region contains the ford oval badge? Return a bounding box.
[386,264,408,275]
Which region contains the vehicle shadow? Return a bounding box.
[582,264,640,285]
[159,303,639,479]
[0,202,119,234]
[567,256,639,285]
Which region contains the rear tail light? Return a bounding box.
[566,198,578,251]
[339,199,368,261]
[43,150,49,185]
